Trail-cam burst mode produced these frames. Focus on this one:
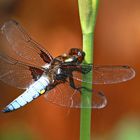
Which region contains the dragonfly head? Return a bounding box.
[65,48,85,64]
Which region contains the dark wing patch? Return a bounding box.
[0,54,44,89]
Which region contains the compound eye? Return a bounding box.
[68,48,85,63]
[78,51,82,56]
[69,48,81,55]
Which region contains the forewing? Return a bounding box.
[62,64,135,84]
[93,65,135,84]
[1,19,53,67]
[0,54,44,89]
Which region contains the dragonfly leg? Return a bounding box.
[71,65,92,74]
[69,72,92,93]
[81,65,92,74]
[68,73,80,92]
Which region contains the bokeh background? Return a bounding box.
[0,0,140,140]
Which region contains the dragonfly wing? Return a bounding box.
[44,82,107,109]
[45,84,75,108]
[1,19,53,67]
[64,64,135,84]
[93,65,135,84]
[0,54,44,89]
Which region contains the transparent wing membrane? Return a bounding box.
[1,20,53,67]
[93,65,135,84]
[45,83,107,109]
[69,64,135,84]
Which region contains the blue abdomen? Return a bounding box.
[2,76,50,113]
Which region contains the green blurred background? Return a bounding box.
[0,0,140,140]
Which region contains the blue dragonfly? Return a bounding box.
[0,20,135,113]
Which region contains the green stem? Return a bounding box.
[80,33,93,140]
[78,1,99,140]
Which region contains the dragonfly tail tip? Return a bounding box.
[2,107,11,113]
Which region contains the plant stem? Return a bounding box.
[80,33,93,140]
[78,0,99,140]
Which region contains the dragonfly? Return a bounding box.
[0,20,135,113]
